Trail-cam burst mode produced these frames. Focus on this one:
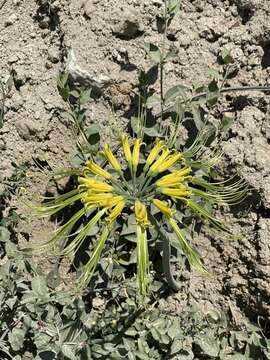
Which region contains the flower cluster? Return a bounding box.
[33,136,247,295]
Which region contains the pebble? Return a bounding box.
[112,6,144,39]
[83,0,92,19]
[4,13,18,27]
[48,47,60,63]
[15,118,42,141]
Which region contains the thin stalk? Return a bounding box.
[156,85,270,118]
[159,0,169,131]
[149,213,181,291]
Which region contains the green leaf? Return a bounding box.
[219,114,234,133]
[146,94,160,108]
[85,124,101,145]
[0,226,10,242]
[8,328,26,352]
[144,43,162,64]
[222,48,234,64]
[35,332,53,350]
[80,88,92,105]
[167,0,181,18]
[164,85,188,104]
[38,351,57,360]
[61,344,78,360]
[195,334,220,357]
[46,268,61,289]
[32,275,48,297]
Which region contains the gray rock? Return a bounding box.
[48,47,60,64]
[4,13,18,27]
[66,49,111,93]
[15,118,42,141]
[83,0,92,19]
[112,7,144,39]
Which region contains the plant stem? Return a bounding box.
[156,85,270,119]
[159,0,168,131]
[149,213,181,291]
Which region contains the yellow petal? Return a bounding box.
[132,138,142,170]
[145,139,164,169]
[103,144,121,173]
[160,187,191,199]
[135,200,150,228]
[155,152,182,173]
[121,135,132,163]
[106,200,125,225]
[156,168,192,187]
[82,192,114,207]
[106,195,124,208]
[78,177,113,192]
[152,199,175,217]
[149,148,170,175]
[86,160,112,180]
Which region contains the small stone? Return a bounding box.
[83,0,92,19]
[48,47,60,63]
[11,92,24,111]
[4,13,18,27]
[0,138,6,151]
[15,118,42,141]
[112,7,144,40]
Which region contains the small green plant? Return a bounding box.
[0,74,12,129]
[30,135,247,295]
[1,243,270,359]
[28,0,270,296]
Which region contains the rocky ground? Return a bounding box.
[0,0,270,324]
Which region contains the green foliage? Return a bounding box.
[57,72,100,165]
[1,245,270,359]
[0,74,12,128]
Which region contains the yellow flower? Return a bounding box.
[144,140,164,170]
[103,144,121,173]
[132,138,142,170]
[149,148,171,175]
[156,168,192,187]
[135,200,150,228]
[106,195,124,208]
[152,199,175,218]
[78,177,113,192]
[121,135,132,163]
[160,187,191,199]
[155,152,182,173]
[86,160,112,180]
[106,200,125,225]
[82,193,114,207]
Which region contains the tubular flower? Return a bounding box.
[132,138,142,170]
[144,139,164,170]
[135,200,150,228]
[78,177,114,192]
[106,200,125,225]
[160,187,191,199]
[156,168,192,187]
[82,193,114,207]
[32,136,248,295]
[121,135,132,163]
[155,152,183,173]
[149,148,171,175]
[86,160,112,180]
[152,199,175,218]
[103,144,121,173]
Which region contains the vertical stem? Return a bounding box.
[159,0,168,132]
